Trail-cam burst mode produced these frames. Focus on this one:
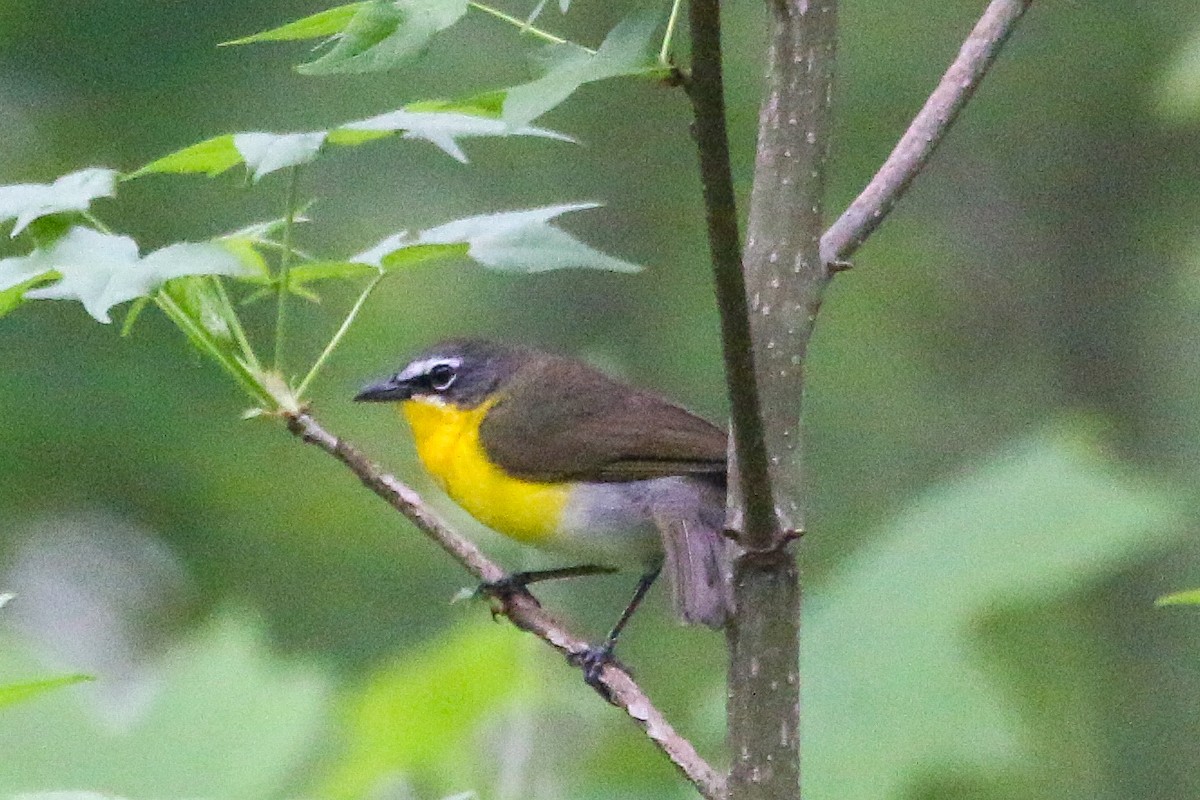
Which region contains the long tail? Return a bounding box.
[654,477,733,628]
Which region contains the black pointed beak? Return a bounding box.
[354,375,412,402]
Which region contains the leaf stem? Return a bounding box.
[211,276,262,373]
[659,0,684,65]
[274,166,301,375]
[249,239,316,262]
[155,290,273,406]
[468,2,593,52]
[81,211,114,235]
[295,271,384,398]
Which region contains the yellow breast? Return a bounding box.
[400,397,570,546]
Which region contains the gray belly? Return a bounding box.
[548,477,721,567]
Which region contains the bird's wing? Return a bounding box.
[479,357,727,483]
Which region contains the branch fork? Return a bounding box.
[277,4,1036,799]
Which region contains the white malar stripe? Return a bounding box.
[409,394,448,408]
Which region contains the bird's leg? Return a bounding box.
[572,565,663,698]
[477,564,618,602]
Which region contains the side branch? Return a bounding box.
[820,0,1033,265]
[282,410,726,800]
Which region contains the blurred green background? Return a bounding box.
[4,1,1200,798]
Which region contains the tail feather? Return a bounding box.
[654,479,733,628]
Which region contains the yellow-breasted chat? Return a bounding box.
[355,339,732,681]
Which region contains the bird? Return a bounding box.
[355,338,731,685]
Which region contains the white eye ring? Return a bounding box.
[428,362,457,391]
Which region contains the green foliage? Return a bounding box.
[803,425,1182,800]
[3,425,1183,799]
[501,8,666,125]
[301,0,470,76]
[348,203,642,274]
[0,612,329,798]
[0,593,94,713]
[9,228,247,323]
[0,674,92,710]
[0,264,54,318]
[223,2,369,44]
[1155,588,1200,606]
[0,151,641,408]
[0,109,634,410]
[126,135,246,179]
[129,107,571,180]
[227,0,469,75]
[289,201,646,291]
[0,168,116,237]
[228,2,669,124]
[328,107,573,162]
[1156,24,1200,121]
[0,0,660,413]
[11,4,1192,800]
[204,131,327,182]
[320,620,529,799]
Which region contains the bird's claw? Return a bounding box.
[568,643,627,704]
[476,573,536,600]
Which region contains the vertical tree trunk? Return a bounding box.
[728,1,837,798]
[699,1,1035,795]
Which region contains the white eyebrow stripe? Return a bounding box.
[397,356,462,381]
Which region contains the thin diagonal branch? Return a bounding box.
[820,0,1034,265]
[283,410,726,800]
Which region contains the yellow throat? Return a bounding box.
[399,396,569,545]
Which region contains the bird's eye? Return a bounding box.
[428,363,456,391]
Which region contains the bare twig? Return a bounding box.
[684,0,777,547]
[283,410,726,800]
[820,0,1034,266]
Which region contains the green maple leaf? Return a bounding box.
[347,203,641,274]
[0,168,117,236]
[5,227,247,322]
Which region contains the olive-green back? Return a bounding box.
[479,354,727,483]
